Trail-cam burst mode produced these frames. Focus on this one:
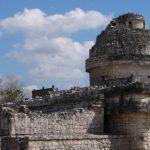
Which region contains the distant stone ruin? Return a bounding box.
[1,13,150,150]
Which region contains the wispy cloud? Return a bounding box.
[23,85,38,98]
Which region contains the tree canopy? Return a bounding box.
[0,76,24,104]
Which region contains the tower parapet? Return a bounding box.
[109,13,145,29]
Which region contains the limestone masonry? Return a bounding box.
[1,13,150,150]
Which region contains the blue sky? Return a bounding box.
[0,0,150,95]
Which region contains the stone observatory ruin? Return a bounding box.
[1,13,150,150]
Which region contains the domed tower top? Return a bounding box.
[86,13,150,86]
[109,13,145,29]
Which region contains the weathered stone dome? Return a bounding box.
[88,13,149,61]
[86,13,150,86]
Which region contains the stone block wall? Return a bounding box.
[27,135,131,150]
[11,109,103,136]
[2,101,104,136]
[106,112,150,150]
[0,135,133,150]
[107,112,150,135]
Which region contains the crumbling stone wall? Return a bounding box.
[11,109,103,136]
[3,101,104,136]
[0,107,14,136]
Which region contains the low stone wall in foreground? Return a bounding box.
[0,135,133,150]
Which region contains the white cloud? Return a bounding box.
[0,75,22,89]
[0,8,111,84]
[23,85,38,98]
[12,43,20,48]
[0,8,111,36]
[30,65,85,82]
[8,37,94,81]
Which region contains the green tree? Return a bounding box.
[0,76,24,104]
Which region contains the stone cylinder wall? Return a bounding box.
[125,19,145,29]
[89,63,150,85]
[107,112,150,150]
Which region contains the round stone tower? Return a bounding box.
[86,13,150,150]
[86,13,150,86]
